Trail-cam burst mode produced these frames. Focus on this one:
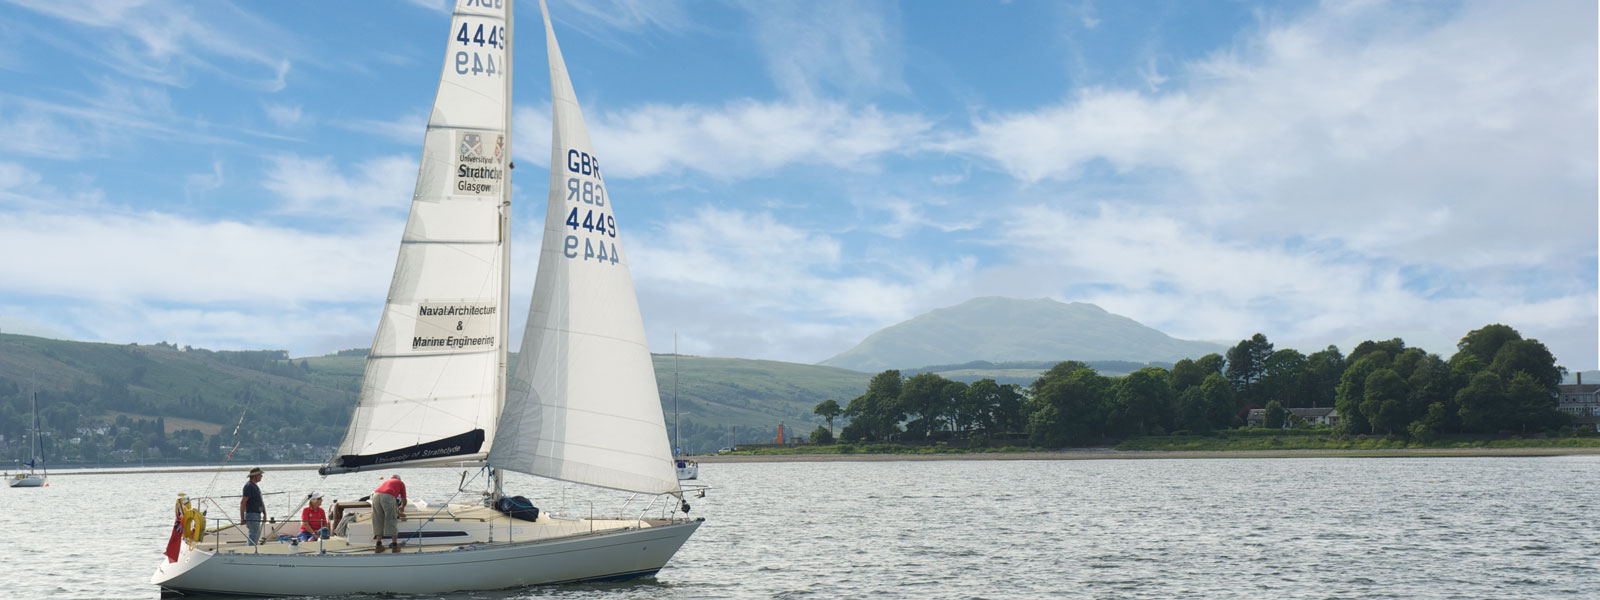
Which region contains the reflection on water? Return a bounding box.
[2,456,1596,599]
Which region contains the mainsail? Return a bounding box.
[486,0,679,496]
[325,0,512,474]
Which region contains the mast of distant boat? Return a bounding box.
[32,392,42,477]
[673,333,679,456]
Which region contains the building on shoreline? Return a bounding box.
[1558,373,1599,432]
[1246,407,1339,428]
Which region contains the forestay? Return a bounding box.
[487,0,679,496]
[324,0,512,474]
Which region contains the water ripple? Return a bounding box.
[2,456,1597,599]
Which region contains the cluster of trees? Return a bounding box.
[813,371,1027,444]
[1329,324,1566,440]
[817,324,1573,448]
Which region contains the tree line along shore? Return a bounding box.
[793,323,1595,453]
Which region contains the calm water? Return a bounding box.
[1,456,1596,599]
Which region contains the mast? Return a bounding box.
[491,0,515,503]
[673,333,679,456]
[486,0,680,496]
[321,0,513,475]
[31,392,39,474]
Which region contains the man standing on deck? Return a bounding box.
[371,474,407,553]
[240,467,266,545]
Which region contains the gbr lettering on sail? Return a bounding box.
[561,149,620,265]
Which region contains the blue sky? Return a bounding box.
[0,0,1595,369]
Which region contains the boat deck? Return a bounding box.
[200,502,665,556]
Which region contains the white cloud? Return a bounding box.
[559,0,690,34]
[0,208,397,306]
[0,161,44,196]
[514,100,930,179]
[0,81,238,159]
[948,0,1597,271]
[925,0,1598,368]
[978,202,1598,368]
[11,0,298,91]
[263,103,305,129]
[1075,0,1102,29]
[64,303,376,357]
[864,197,980,239]
[262,154,417,219]
[0,160,100,210]
[735,0,906,100]
[627,205,976,361]
[405,0,451,14]
[334,111,429,145]
[0,160,427,357]
[185,159,224,199]
[0,314,70,340]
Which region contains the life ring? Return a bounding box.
[184,506,206,542]
[174,497,205,544]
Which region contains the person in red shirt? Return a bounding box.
[298,492,328,542]
[371,475,407,553]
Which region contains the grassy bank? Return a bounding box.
[718,430,1600,457]
[1114,429,1600,451]
[719,443,1042,456]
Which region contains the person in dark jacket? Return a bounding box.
[239,467,266,545]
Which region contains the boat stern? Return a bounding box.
[150,545,215,595]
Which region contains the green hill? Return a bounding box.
[648,355,871,452]
[820,297,1226,373]
[0,333,869,461]
[0,333,363,465]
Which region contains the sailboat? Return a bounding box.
[151,0,700,595]
[672,335,699,480]
[7,393,47,488]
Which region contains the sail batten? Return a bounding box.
[324,0,512,475]
[486,0,680,496]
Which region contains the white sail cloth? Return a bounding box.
[487,0,680,496]
[327,0,511,473]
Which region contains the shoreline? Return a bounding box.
[17,447,1599,475]
[13,463,324,476]
[693,447,1600,463]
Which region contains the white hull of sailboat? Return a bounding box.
[8,474,44,487]
[152,519,701,597]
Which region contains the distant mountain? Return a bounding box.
[904,359,1176,387]
[820,297,1227,373]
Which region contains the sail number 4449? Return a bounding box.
[453,20,504,78]
[565,236,618,264]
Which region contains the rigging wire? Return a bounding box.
[199,395,254,499]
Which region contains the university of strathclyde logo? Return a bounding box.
[460,132,484,160]
[454,130,501,196]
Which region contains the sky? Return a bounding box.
[0,0,1595,370]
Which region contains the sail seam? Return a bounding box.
[399,239,500,245]
[452,12,506,21]
[367,348,499,359]
[521,326,650,350]
[424,124,506,132]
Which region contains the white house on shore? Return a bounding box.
[1558,373,1600,432]
[1246,407,1339,428]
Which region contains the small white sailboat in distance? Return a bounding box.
[673,334,699,480]
[151,1,699,595]
[7,393,47,488]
